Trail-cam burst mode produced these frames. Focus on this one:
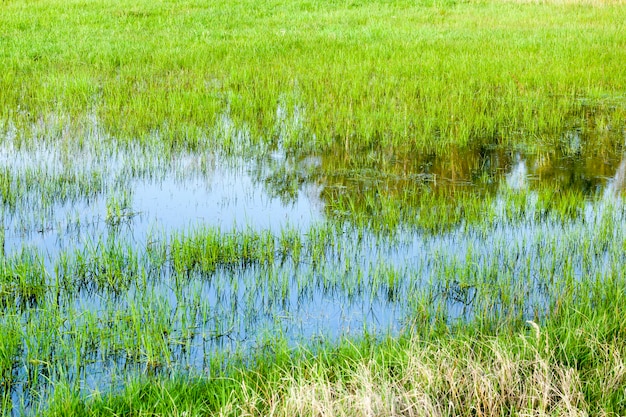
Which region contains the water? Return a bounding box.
[2,128,626,414]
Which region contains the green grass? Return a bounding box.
[2,0,626,415]
[0,194,624,414]
[1,0,625,154]
[44,294,626,416]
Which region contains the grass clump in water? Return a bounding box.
[0,250,47,308]
[169,227,277,276]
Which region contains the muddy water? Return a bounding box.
[3,131,626,414]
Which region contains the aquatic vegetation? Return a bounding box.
[3,119,626,414]
[53,301,626,416]
[0,250,47,308]
[0,0,625,414]
[1,160,626,414]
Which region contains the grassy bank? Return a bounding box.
[48,291,626,416]
[1,0,625,154]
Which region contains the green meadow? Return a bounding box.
[2,0,626,154]
[1,0,626,415]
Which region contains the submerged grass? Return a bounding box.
[0,192,625,414]
[1,0,625,154]
[1,0,626,414]
[48,293,626,416]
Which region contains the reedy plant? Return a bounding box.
[1,0,624,155]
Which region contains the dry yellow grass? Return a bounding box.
[221,323,624,416]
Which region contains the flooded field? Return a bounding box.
[2,0,626,413]
[2,116,626,414]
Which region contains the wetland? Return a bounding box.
[1,0,626,415]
